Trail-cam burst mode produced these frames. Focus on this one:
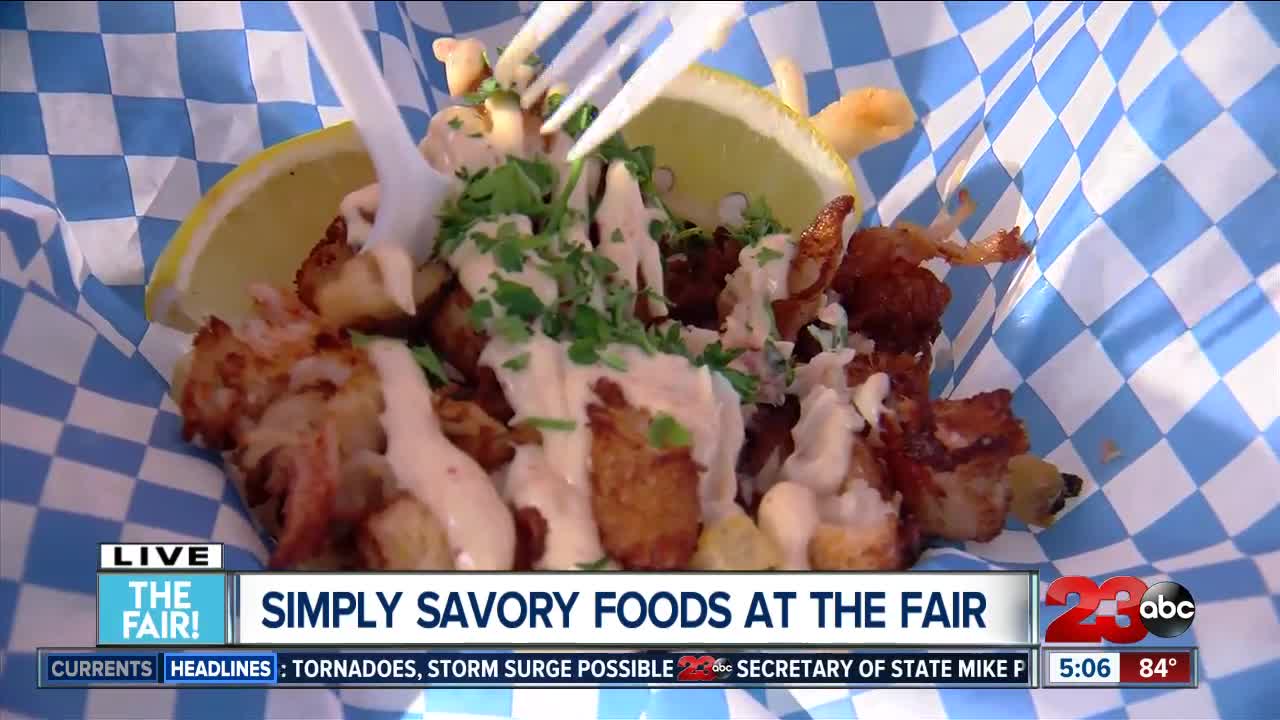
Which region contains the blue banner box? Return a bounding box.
[97,574,227,645]
[41,652,161,686]
[163,652,278,685]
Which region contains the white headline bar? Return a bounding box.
[236,572,1035,646]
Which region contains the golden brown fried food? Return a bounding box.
[773,195,856,341]
[665,228,744,330]
[845,349,931,413]
[837,258,952,356]
[841,191,1030,272]
[433,394,520,471]
[808,436,906,571]
[265,420,339,569]
[587,379,702,570]
[426,283,491,381]
[809,521,902,570]
[296,218,452,336]
[181,286,342,450]
[884,389,1030,542]
[811,87,917,159]
[296,217,355,308]
[357,493,454,570]
[690,513,780,570]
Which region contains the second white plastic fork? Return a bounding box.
[288,0,453,315]
[496,1,746,163]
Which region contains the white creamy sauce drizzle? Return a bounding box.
[853,371,891,430]
[757,345,899,569]
[783,385,863,496]
[595,161,669,317]
[679,325,721,358]
[721,233,797,350]
[367,340,515,570]
[757,480,819,570]
[782,349,862,496]
[446,214,559,316]
[501,444,604,569]
[481,335,746,567]
[817,298,847,329]
[338,184,380,248]
[419,108,506,178]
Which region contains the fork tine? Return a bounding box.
[541,2,669,135]
[494,1,585,88]
[566,2,745,162]
[520,1,640,110]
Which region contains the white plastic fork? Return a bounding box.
[498,1,746,163]
[288,0,453,315]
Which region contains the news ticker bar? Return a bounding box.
[41,649,1037,689]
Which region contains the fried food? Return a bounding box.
[836,258,952,356]
[773,195,856,342]
[884,389,1030,542]
[175,39,1065,576]
[664,228,744,330]
[433,394,520,471]
[690,512,780,570]
[358,493,454,570]
[587,379,702,570]
[296,218,452,335]
[426,283,491,381]
[811,87,917,159]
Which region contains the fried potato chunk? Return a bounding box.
[426,283,491,381]
[809,521,901,571]
[433,394,519,471]
[884,389,1030,542]
[808,439,907,571]
[837,258,952,356]
[664,228,744,330]
[691,512,780,570]
[357,493,454,570]
[181,285,342,450]
[296,217,452,336]
[265,420,340,569]
[587,379,702,570]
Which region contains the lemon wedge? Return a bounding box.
[621,64,859,236]
[145,122,375,331]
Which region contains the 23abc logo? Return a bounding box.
[1045,576,1196,643]
[676,655,734,682]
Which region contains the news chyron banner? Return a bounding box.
[96,543,228,645]
[56,542,1047,688]
[234,570,1036,647]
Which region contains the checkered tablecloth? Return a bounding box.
[1,1,1277,718]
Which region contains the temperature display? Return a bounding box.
[1119,651,1193,684]
[1043,649,1197,688]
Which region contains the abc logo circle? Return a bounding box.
[1139,581,1195,638]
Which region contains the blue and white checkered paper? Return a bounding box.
[1,1,1277,718]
